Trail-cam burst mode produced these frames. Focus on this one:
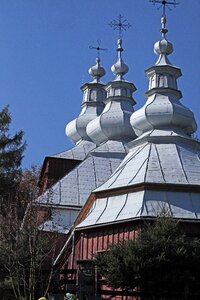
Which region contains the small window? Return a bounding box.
[122,89,127,97]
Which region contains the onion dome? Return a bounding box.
[111,38,129,80]
[88,57,106,83]
[130,16,197,138]
[154,16,173,65]
[65,57,106,145]
[86,39,137,145]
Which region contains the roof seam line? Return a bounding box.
[128,156,149,185]
[107,144,149,189]
[76,168,80,205]
[144,143,152,183]
[92,156,97,187]
[116,143,149,173]
[155,144,166,183]
[115,193,128,221]
[95,197,109,223]
[175,144,189,184]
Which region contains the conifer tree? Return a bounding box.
[0,106,25,197]
[0,108,58,300]
[95,217,200,299]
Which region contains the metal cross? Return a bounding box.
[150,0,179,16]
[109,14,131,38]
[89,40,107,58]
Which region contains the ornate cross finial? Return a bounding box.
[150,0,179,17]
[89,40,107,58]
[109,14,131,38]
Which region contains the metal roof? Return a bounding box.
[39,209,79,234]
[94,15,199,194]
[77,190,200,229]
[37,140,128,231]
[38,140,127,207]
[95,136,200,193]
[51,140,96,161]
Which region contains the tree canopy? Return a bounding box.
[95,217,200,299]
[0,106,25,197]
[0,107,57,300]
[0,165,59,300]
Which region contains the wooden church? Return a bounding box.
[51,5,200,300]
[37,38,137,236]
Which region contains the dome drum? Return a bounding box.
[105,80,136,103]
[81,83,106,104]
[146,65,182,80]
[146,65,182,92]
[145,88,182,100]
[104,95,136,107]
[148,73,178,90]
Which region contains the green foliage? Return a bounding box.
[95,217,200,299]
[0,106,25,196]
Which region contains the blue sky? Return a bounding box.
[0,0,199,168]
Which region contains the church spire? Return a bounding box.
[89,40,107,83]
[86,15,136,145]
[150,0,179,18]
[154,14,173,66]
[150,0,178,65]
[109,14,130,81]
[88,57,106,83]
[65,54,106,145]
[111,38,129,81]
[130,1,197,138]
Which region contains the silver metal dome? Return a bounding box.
[66,57,106,145]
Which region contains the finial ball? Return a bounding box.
[88,57,105,80]
[154,39,173,55]
[111,60,129,78]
